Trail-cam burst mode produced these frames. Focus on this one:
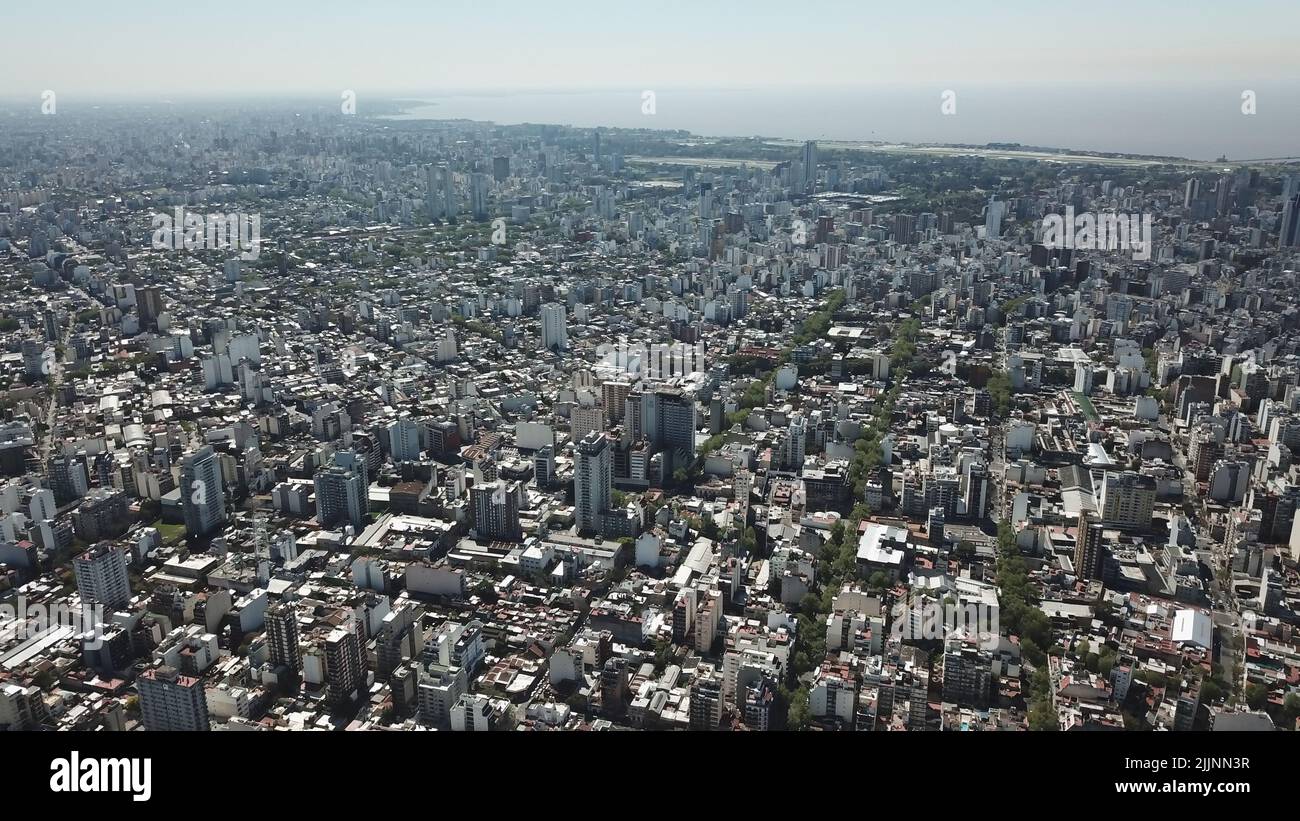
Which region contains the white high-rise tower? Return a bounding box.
[541,303,568,352]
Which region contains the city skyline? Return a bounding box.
[2,3,1298,789]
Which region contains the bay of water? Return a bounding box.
[387,85,1300,162]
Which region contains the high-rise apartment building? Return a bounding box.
[575,431,612,535]
[471,480,521,542]
[1075,512,1106,581]
[137,666,209,731]
[541,303,567,352]
[1279,194,1300,249]
[640,386,696,476]
[265,603,302,685]
[1098,471,1156,530]
[73,542,131,611]
[325,626,363,708]
[387,417,423,462]
[181,446,226,537]
[47,454,89,506]
[315,451,368,529]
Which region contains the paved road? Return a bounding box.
[39,282,97,463]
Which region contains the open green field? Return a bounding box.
[150,520,188,544]
[1074,392,1099,422]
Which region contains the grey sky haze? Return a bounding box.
[3,0,1297,97]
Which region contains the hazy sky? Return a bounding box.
[4,0,1297,98]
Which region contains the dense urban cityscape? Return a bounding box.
[0,89,1298,745]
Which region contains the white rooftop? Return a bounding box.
[1172,609,1212,649]
[856,522,908,565]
